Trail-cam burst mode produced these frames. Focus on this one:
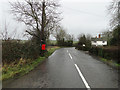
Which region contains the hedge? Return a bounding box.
[2,40,40,64]
[89,46,119,63]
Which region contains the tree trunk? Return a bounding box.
[40,1,46,56]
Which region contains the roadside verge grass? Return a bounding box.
[2,46,60,81]
[101,58,120,69]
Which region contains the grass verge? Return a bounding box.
[101,58,120,68]
[2,46,60,81]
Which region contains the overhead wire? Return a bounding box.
[63,6,105,18]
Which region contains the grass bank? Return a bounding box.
[88,46,120,69]
[2,46,60,81]
[101,58,120,69]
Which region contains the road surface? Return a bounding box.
[0,43,2,90]
[3,47,118,89]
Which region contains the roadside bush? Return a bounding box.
[110,26,120,45]
[21,41,40,59]
[75,34,91,51]
[2,40,22,64]
[89,46,119,63]
[98,48,103,57]
[75,44,91,51]
[2,40,40,64]
[57,40,73,47]
[89,47,98,55]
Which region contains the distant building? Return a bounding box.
[91,34,107,46]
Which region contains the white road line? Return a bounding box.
[74,64,91,90]
[69,53,72,59]
[68,52,91,89]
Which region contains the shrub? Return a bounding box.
[98,48,103,57]
[2,40,22,64]
[89,46,119,63]
[21,41,40,59]
[2,40,40,64]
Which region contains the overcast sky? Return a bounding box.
[0,0,113,40]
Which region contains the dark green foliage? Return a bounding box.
[89,47,98,55]
[89,47,120,63]
[57,39,73,47]
[75,34,91,51]
[98,48,103,57]
[21,41,40,59]
[57,38,65,46]
[78,35,86,45]
[2,40,40,64]
[66,40,73,47]
[110,26,120,45]
[2,40,22,64]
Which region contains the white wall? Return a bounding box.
[91,41,107,46]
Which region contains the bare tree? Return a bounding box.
[86,34,91,40]
[10,0,61,46]
[0,20,17,41]
[108,0,120,28]
[65,34,73,41]
[53,26,66,41]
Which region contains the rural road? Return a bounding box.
[3,47,118,89]
[0,41,2,90]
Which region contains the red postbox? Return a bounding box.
[41,44,46,50]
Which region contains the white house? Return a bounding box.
[91,38,107,46]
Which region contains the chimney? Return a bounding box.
[99,34,101,38]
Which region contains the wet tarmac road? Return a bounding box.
[3,48,118,89]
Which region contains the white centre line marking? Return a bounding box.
[69,53,72,59]
[74,64,91,90]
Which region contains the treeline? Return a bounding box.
[75,34,91,51]
[75,26,120,63]
[53,27,74,47]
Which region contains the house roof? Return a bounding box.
[91,38,107,41]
